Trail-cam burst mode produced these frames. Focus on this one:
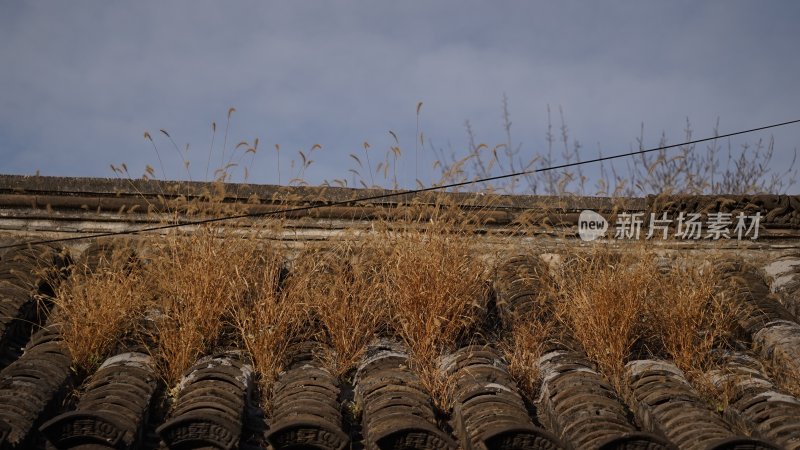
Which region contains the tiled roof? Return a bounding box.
[1,175,800,450]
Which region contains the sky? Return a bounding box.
[1,1,799,194]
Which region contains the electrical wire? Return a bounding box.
[1,118,798,250]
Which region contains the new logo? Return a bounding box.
[578,210,608,241]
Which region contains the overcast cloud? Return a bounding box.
[1,1,799,192]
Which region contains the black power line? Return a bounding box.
[2,118,799,250]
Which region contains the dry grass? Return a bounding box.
[40,106,800,426]
[377,205,490,410]
[282,240,388,378]
[50,105,795,413]
[495,246,740,405]
[52,200,297,390]
[52,242,147,372]
[649,259,741,376]
[143,224,290,385]
[547,245,739,391]
[46,186,748,417]
[501,318,554,401]
[550,248,651,388]
[234,255,308,398]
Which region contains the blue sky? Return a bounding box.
[1,1,799,193]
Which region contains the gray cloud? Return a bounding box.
[1,1,798,192]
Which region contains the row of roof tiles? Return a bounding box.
[1,241,800,449]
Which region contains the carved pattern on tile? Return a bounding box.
[625,359,779,450]
[157,351,252,450]
[266,341,349,450]
[355,340,457,450]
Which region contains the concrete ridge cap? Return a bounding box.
[5,174,799,214]
[0,174,644,210]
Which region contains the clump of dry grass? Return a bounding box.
[501,318,554,401]
[234,257,308,397]
[378,205,490,410]
[53,242,148,372]
[550,246,737,391]
[551,248,654,388]
[144,225,285,385]
[50,174,300,390]
[649,258,740,375]
[283,240,388,377]
[55,221,303,407]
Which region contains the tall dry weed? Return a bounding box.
[378,205,489,410]
[551,246,736,391]
[235,258,308,398]
[552,248,653,388]
[283,240,388,378]
[53,242,147,372]
[144,225,285,385]
[649,258,740,374]
[501,318,554,401]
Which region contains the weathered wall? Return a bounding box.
[1,175,799,259]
